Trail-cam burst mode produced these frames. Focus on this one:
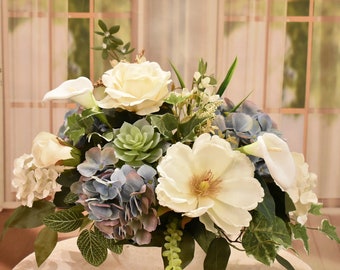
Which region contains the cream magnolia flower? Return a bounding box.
[242,133,296,190]
[12,154,62,207]
[96,61,171,115]
[286,152,318,225]
[43,77,96,108]
[156,133,264,235]
[31,132,73,168]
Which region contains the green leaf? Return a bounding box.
[43,206,84,232]
[179,232,195,269]
[57,169,80,187]
[204,238,230,270]
[1,200,55,239]
[289,223,309,253]
[275,253,295,270]
[272,217,292,248]
[284,193,296,213]
[94,227,123,254]
[309,203,323,215]
[186,218,215,253]
[198,58,207,74]
[320,219,340,243]
[242,211,278,265]
[34,226,58,266]
[109,25,120,34]
[98,19,107,32]
[229,91,253,113]
[170,61,186,89]
[217,57,237,96]
[77,229,108,266]
[63,191,79,205]
[149,113,178,140]
[255,176,276,224]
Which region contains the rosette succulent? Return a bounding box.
[112,119,163,166]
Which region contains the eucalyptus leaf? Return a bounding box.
[34,226,58,266]
[1,200,55,239]
[43,206,84,233]
[77,229,108,266]
[204,238,230,270]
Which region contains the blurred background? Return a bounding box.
[2,0,339,209]
[0,0,339,269]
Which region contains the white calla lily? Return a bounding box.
[242,133,296,190]
[43,76,96,108]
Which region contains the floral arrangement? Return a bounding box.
[2,21,340,270]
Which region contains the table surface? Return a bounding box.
[13,237,312,270]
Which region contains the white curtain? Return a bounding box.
[1,0,69,208]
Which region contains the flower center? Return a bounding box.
[190,170,222,197]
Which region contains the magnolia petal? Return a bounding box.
[208,201,252,234]
[199,213,218,234]
[216,178,264,209]
[155,179,197,213]
[184,197,214,218]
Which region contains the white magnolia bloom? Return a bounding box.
[287,152,318,224]
[43,76,96,108]
[12,154,62,207]
[156,133,264,235]
[242,133,296,190]
[96,61,171,115]
[31,132,73,168]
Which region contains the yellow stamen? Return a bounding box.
[190,170,222,197]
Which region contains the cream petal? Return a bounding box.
[184,197,214,218]
[208,200,253,229]
[199,213,218,234]
[157,143,193,193]
[216,178,264,209]
[156,175,197,212]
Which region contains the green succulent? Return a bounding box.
[113,119,162,166]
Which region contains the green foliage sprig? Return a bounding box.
[93,20,134,61]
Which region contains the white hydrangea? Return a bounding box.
[12,153,63,207]
[286,152,318,225]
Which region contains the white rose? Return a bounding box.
[242,133,296,190]
[96,61,171,115]
[31,132,73,168]
[43,77,96,108]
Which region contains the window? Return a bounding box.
[221,0,340,204]
[0,0,135,207]
[1,0,339,208]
